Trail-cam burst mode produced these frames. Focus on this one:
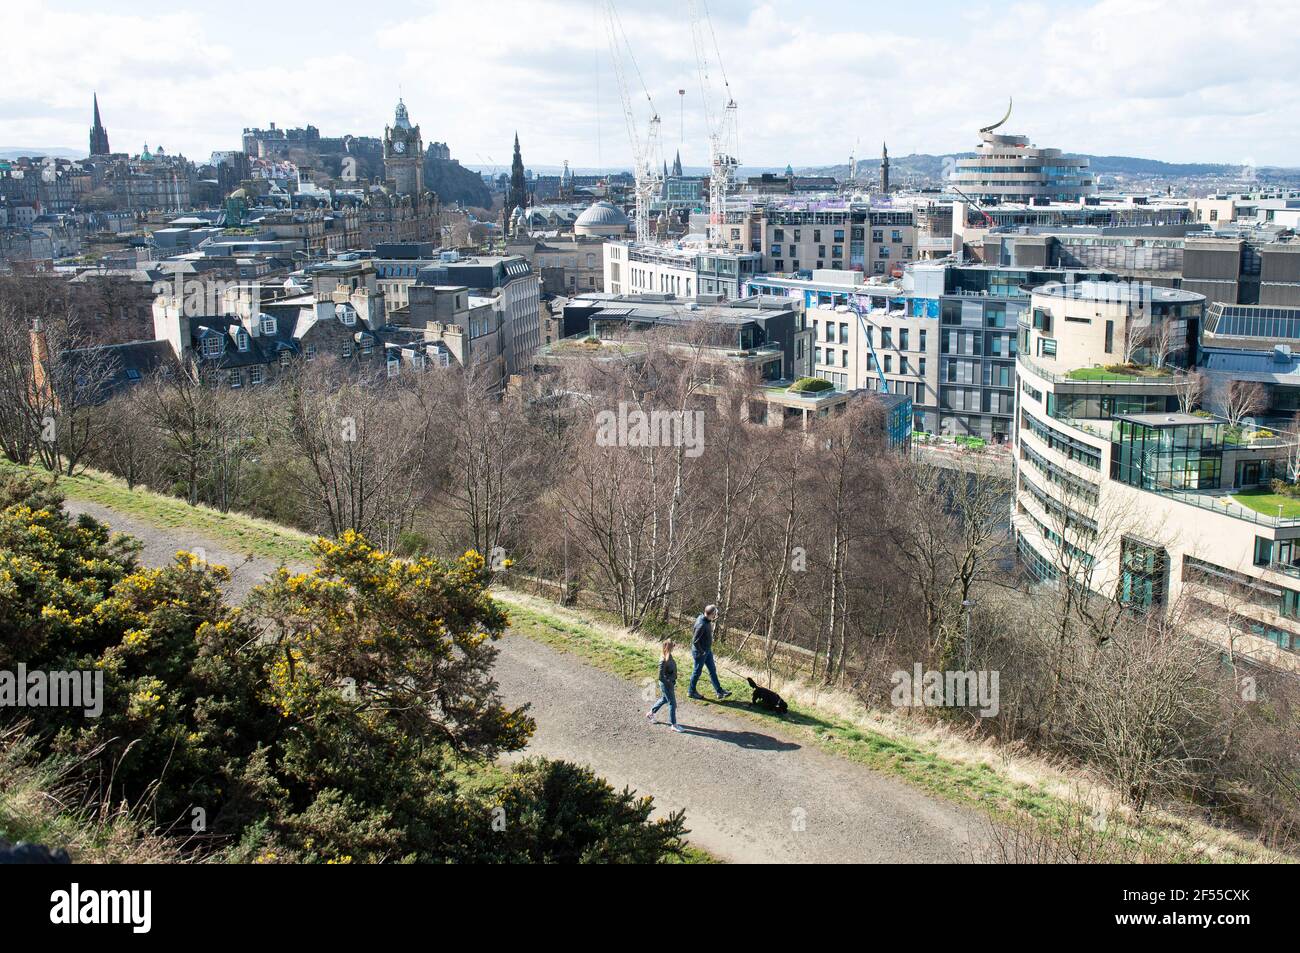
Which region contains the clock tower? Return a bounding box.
[384,98,424,197]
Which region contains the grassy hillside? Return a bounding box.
[2,462,1288,864]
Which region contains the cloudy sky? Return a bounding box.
[6,0,1298,169]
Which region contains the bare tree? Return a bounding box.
[1222,380,1267,430]
[142,356,220,505]
[426,361,547,566]
[1173,369,1207,413]
[275,361,435,551]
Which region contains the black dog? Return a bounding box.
[747,677,788,715]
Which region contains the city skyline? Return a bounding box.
[5,0,1300,169]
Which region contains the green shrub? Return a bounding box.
[0,480,684,863]
[1271,479,1300,499]
[789,376,834,394]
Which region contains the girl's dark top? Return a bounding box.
[658,656,677,687]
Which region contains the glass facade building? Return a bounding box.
[1110,414,1224,491]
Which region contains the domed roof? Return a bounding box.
[575,201,630,228]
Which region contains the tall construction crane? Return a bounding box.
[686,0,738,250]
[848,298,890,393]
[602,0,662,244]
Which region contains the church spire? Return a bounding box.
[672,150,682,177]
[89,92,111,157]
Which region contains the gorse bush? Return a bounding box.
[0,475,688,863]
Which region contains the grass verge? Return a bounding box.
[495,591,1288,865]
[0,461,315,564]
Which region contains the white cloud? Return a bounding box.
[3,0,1296,167]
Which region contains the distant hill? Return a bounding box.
[0,147,84,160]
[425,157,492,209]
[800,153,1300,182]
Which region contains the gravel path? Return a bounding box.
[64,498,990,863]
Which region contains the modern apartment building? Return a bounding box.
[725,199,916,277]
[602,240,762,300]
[743,262,1119,438]
[1013,280,1300,667]
[950,112,1096,205]
[743,270,937,431]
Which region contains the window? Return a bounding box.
[814,347,823,365]
[1038,338,1057,357]
[920,330,927,351]
[228,369,243,389]
[260,315,277,335]
[201,335,222,359]
[236,330,250,351]
[899,329,909,351]
[279,350,291,367]
[1105,319,1114,353]
[125,368,141,384]
[305,344,316,361]
[918,358,926,377]
[387,357,400,379]
[838,322,848,344]
[249,366,264,386]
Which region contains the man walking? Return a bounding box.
[688,604,731,701]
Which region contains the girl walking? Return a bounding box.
[646,639,684,732]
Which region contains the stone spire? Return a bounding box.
[89,93,111,157]
[880,141,890,195]
[508,132,528,218]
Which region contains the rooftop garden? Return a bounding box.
[1230,487,1300,519]
[787,376,835,394]
[543,336,645,357]
[1066,363,1176,382]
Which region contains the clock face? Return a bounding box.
[393,139,406,154]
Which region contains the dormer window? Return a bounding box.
[236,330,250,352]
[260,315,277,335]
[386,356,400,379]
[339,306,356,326]
[201,335,222,359]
